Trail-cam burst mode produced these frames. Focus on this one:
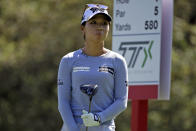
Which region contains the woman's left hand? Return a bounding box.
[81,110,100,127]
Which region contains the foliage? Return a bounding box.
[0,0,195,131]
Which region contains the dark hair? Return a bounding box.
[82,22,86,26]
[81,22,86,40]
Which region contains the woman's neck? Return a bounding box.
[83,41,107,56]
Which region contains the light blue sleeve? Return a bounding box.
[57,56,79,131]
[97,56,128,123]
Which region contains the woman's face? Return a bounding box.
[82,14,110,43]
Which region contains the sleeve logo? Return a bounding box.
[58,79,64,85]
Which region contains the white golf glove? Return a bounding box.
[81,110,101,127]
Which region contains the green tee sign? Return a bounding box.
[112,0,162,88]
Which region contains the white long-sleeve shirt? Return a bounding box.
[58,49,128,131]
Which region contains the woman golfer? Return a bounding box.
[58,4,128,131]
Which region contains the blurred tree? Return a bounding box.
[148,0,196,131]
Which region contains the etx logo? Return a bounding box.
[118,41,154,68]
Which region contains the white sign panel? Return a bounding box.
[112,0,162,86]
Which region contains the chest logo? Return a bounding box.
[73,66,90,72]
[99,66,114,75]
